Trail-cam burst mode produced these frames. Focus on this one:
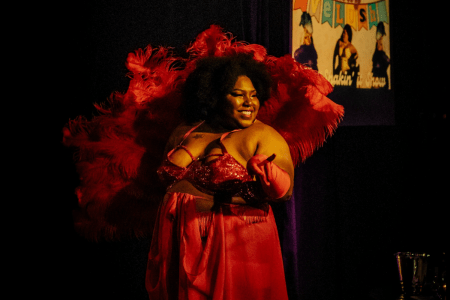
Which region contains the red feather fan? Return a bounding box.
[63,25,343,241]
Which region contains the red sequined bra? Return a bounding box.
[157,122,254,195]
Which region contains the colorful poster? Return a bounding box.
[292,0,390,89]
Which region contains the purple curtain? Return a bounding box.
[274,151,340,300]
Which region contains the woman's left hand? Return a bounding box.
[247,154,291,199]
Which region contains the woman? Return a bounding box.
[372,22,390,89]
[333,24,359,87]
[294,12,318,71]
[146,54,293,299]
[63,25,343,300]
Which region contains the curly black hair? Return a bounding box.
[340,24,353,43]
[181,54,272,124]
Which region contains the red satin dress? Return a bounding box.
[145,124,288,300]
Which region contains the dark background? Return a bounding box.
[49,1,446,299]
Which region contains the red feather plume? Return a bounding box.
[63,25,343,241]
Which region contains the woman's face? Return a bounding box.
[376,37,383,51]
[220,75,260,129]
[343,30,349,43]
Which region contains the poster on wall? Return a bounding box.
[292,0,394,125]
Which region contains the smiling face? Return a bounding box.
[219,75,260,129]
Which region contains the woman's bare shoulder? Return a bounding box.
[171,122,201,138]
[246,120,284,139]
[165,122,200,150]
[248,120,290,154]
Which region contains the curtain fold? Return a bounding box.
[238,0,291,56]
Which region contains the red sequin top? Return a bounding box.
[157,123,254,195]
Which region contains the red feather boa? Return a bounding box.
[63,25,343,241]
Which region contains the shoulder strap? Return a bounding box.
[166,121,205,161]
[179,121,205,145]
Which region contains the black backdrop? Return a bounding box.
[52,1,447,299]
